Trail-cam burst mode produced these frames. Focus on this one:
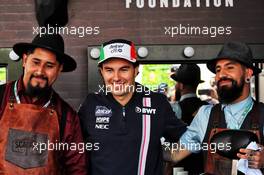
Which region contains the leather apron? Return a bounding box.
[0,82,61,175]
[205,128,260,175]
[204,103,263,175]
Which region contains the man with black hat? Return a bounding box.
[166,41,264,174]
[78,39,187,175]
[169,64,207,174]
[171,64,207,124]
[0,34,87,174]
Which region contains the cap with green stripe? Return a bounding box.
[98,39,137,65]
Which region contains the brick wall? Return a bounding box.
[1,0,264,109]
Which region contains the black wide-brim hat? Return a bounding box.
[207,41,261,75]
[170,64,204,85]
[13,34,76,72]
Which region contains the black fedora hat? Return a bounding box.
[13,34,76,72]
[171,64,204,85]
[207,41,261,75]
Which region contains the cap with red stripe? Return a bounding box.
[98,39,137,65]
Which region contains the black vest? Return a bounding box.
[179,97,208,125]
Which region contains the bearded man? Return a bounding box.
[166,41,264,175]
[0,34,87,174]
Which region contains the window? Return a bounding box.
[136,63,216,103]
[0,48,23,82]
[0,66,7,85]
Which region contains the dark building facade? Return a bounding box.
[0,0,264,109]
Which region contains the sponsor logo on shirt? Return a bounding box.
[95,106,112,117]
[95,106,112,130]
[96,117,110,123]
[95,123,109,130]
[95,117,110,130]
[135,106,156,115]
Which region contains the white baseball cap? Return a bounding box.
[98,39,137,65]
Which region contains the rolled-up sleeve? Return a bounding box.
[179,105,213,153]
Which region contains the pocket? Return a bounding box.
[5,128,49,169]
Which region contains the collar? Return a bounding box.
[179,93,197,101]
[221,95,253,116]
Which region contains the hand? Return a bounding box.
[237,145,264,169]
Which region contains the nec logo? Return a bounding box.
[135,106,156,115]
[95,106,112,117]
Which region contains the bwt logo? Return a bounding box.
[135,106,156,115]
[95,106,112,117]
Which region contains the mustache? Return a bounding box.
[30,74,48,81]
[217,77,234,86]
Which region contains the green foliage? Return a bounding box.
[0,67,7,83]
[141,64,175,90]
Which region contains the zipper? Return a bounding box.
[120,106,127,132]
[122,107,126,117]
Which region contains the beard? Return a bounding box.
[25,75,50,98]
[175,89,181,101]
[217,76,244,104]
